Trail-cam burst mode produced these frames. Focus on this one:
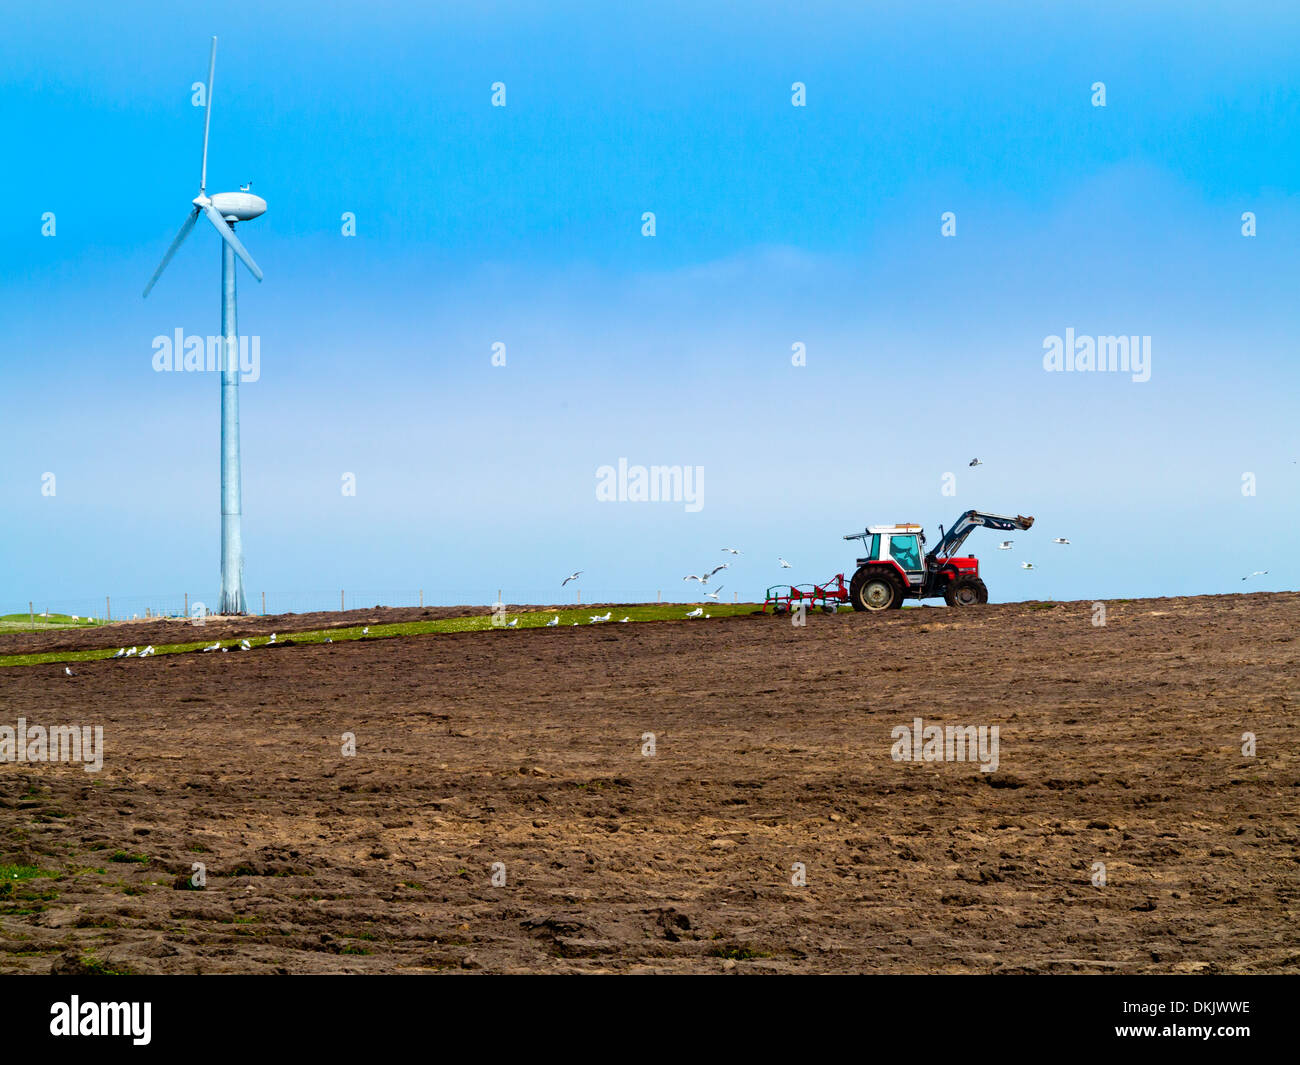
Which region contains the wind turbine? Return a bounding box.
[143,36,264,615]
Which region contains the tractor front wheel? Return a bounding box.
[850,570,904,612]
[944,576,989,606]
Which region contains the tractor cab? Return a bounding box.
[854,524,926,589]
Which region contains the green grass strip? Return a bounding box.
[0,603,759,669]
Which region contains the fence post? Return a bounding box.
[657,590,661,603]
[106,596,111,621]
[261,591,266,616]
[577,590,581,605]
[341,590,345,612]
[184,592,188,618]
[419,589,423,608]
[29,601,34,632]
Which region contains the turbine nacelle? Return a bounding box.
[201,191,267,222]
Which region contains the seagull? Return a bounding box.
[706,563,729,578]
[71,615,79,621]
[140,645,155,657]
[546,615,559,627]
[239,181,252,192]
[507,618,518,628]
[362,626,369,635]
[268,633,276,644]
[561,571,582,587]
[202,641,220,652]
[112,648,126,658]
[64,666,73,676]
[588,612,611,623]
[620,616,629,623]
[1052,538,1070,545]
[686,607,704,618]
[1021,562,1035,570]
[721,547,741,555]
[969,458,983,467]
[778,558,792,569]
[682,574,705,584]
[325,637,333,643]
[705,586,723,600]
[571,622,578,626]
[125,647,138,658]
[240,639,252,651]
[998,541,1014,550]
[1242,570,1268,581]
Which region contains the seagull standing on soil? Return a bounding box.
[202,642,220,652]
[561,572,582,587]
[685,607,704,618]
[507,618,518,628]
[240,639,252,651]
[546,616,559,627]
[64,667,73,676]
[268,633,277,644]
[620,617,629,623]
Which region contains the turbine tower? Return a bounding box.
[143,36,264,615]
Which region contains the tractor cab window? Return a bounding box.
[889,534,922,571]
[868,533,880,559]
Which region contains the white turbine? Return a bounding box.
[143,37,265,615]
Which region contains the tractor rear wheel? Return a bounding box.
[944,576,989,606]
[850,569,904,612]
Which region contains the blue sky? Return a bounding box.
[2,0,1297,613]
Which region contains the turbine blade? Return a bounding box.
[202,204,263,281]
[142,208,200,298]
[200,36,216,193]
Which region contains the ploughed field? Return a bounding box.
[0,592,1297,974]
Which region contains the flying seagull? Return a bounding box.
[969,458,983,467]
[1052,538,1070,545]
[561,571,582,587]
[721,547,741,555]
[686,607,704,618]
[707,563,729,577]
[1242,570,1268,581]
[705,586,723,600]
[998,541,1014,550]
[778,557,792,569]
[1021,562,1035,570]
[546,615,559,627]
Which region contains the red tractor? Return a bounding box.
[843,509,1034,611]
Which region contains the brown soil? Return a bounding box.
[1,592,1297,974]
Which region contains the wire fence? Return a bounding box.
[3,586,750,625]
